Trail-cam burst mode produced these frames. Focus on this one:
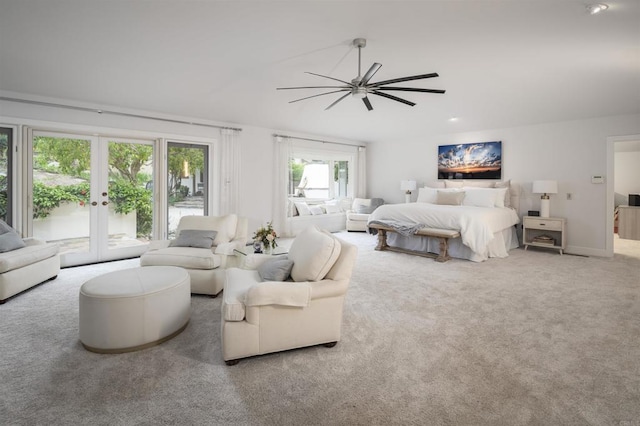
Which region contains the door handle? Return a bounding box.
[102,192,108,197]
[102,201,109,206]
[91,202,98,206]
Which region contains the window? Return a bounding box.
[290,153,352,201]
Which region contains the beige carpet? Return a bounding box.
[1,232,638,425]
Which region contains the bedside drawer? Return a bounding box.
[524,218,563,231]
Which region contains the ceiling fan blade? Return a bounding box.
[371,90,416,107]
[305,72,353,86]
[288,89,350,104]
[362,96,373,111]
[360,63,382,86]
[277,85,350,90]
[368,73,439,87]
[325,92,351,110]
[375,87,446,94]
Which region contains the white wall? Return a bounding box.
[368,113,640,256]
[615,151,640,206]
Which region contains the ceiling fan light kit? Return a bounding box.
[277,38,445,111]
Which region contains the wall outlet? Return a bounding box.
[567,193,572,200]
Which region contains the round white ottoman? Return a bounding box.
[79,266,190,353]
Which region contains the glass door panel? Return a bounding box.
[167,142,208,238]
[104,138,154,260]
[32,133,96,265]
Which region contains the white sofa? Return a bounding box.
[346,198,384,232]
[0,238,60,304]
[221,226,358,364]
[140,214,248,297]
[287,198,350,236]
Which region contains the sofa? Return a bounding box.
[287,198,351,236]
[221,226,357,364]
[140,214,248,297]
[0,237,60,304]
[346,198,384,232]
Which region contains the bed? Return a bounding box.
[367,182,521,262]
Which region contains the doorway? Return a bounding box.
[29,131,155,267]
[608,134,640,259]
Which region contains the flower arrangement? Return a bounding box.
[253,221,278,251]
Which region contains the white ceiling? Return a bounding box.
[1,0,639,144]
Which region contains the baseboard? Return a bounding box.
[565,245,611,258]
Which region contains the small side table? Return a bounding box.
[523,216,566,255]
[233,246,288,269]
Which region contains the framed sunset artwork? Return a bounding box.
[437,141,502,180]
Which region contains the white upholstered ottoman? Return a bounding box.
[79,266,190,353]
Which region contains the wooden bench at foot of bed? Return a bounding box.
[368,223,461,263]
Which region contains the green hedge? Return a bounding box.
[33,181,152,238]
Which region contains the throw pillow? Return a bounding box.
[169,229,217,248]
[417,187,438,204]
[494,180,512,207]
[294,201,312,216]
[323,204,342,214]
[288,226,341,282]
[176,214,237,245]
[257,257,295,281]
[309,205,324,215]
[437,190,465,206]
[0,219,26,253]
[461,187,498,208]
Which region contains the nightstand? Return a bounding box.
[523,216,566,255]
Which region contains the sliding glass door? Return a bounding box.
[30,131,154,266]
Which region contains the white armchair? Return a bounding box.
[221,226,357,365]
[346,197,384,231]
[140,214,248,297]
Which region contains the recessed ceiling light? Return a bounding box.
[586,3,609,15]
[448,117,459,122]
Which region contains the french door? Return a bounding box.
[29,131,155,267]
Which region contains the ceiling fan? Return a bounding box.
[277,38,445,111]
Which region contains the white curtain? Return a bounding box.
[357,145,367,198]
[219,128,241,215]
[273,136,293,237]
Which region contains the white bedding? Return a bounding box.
[368,203,520,260]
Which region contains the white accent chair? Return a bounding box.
[140,214,248,297]
[346,198,384,232]
[221,226,358,365]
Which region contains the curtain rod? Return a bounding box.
[0,96,242,132]
[273,133,365,149]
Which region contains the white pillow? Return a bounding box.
[493,187,509,208]
[494,180,512,207]
[309,205,324,215]
[294,201,312,216]
[288,226,342,282]
[417,187,438,203]
[323,204,342,214]
[461,187,499,208]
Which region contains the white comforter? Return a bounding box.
[368,203,520,256]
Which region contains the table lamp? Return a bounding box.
[401,180,417,203]
[532,180,558,218]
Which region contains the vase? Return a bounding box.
[262,243,271,255]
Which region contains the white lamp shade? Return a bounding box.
[532,180,558,195]
[401,180,417,191]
